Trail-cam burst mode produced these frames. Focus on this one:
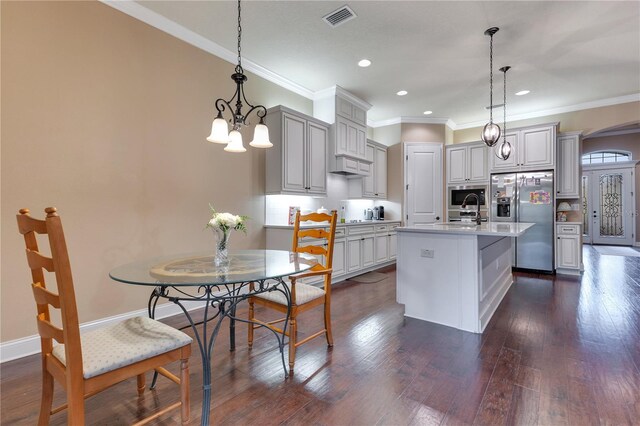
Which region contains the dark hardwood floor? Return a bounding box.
[2,245,639,425]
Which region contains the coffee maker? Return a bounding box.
[373,206,385,220]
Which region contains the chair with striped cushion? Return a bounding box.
[248,210,338,374]
[17,207,192,425]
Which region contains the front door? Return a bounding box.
[585,167,635,246]
[405,143,443,226]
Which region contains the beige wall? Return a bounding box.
[454,101,640,143]
[400,123,446,143]
[583,133,640,242]
[1,1,312,342]
[372,123,401,147]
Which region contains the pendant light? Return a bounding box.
[206,0,272,151]
[481,27,501,147]
[496,66,512,161]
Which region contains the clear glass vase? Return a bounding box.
[212,227,231,266]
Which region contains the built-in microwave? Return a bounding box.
[448,185,488,210]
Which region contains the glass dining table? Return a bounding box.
[109,249,316,425]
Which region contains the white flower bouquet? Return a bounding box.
[206,205,248,265]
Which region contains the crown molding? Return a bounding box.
[100,0,315,100]
[314,85,373,111]
[454,93,640,130]
[368,116,455,128]
[584,127,640,139]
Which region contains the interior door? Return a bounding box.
[590,169,634,245]
[405,143,443,226]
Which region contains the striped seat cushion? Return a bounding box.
[255,282,325,306]
[52,316,192,379]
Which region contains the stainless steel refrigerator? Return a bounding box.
[490,171,554,272]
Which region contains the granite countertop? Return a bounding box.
[265,219,401,229]
[397,222,535,237]
[556,221,582,225]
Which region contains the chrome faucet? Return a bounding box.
[461,193,482,225]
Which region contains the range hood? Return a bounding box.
[331,155,372,176]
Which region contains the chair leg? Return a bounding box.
[288,317,297,374]
[137,373,146,396]
[180,358,190,424]
[37,370,54,426]
[248,298,254,349]
[324,297,334,347]
[67,388,85,425]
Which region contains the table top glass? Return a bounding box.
[109,249,317,287]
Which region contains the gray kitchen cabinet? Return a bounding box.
[332,238,346,277]
[347,237,362,272]
[490,123,557,173]
[556,224,582,273]
[265,221,400,284]
[557,132,581,198]
[312,86,372,175]
[265,105,329,196]
[446,141,488,184]
[348,140,388,199]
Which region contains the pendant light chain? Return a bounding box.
[489,33,494,123]
[236,0,242,73]
[503,65,506,135]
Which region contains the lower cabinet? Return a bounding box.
[375,234,388,263]
[347,237,363,273]
[389,232,397,260]
[556,223,582,274]
[333,238,346,276]
[265,222,400,284]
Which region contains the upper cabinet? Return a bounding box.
[489,123,557,173]
[265,106,329,196]
[349,140,387,199]
[446,141,489,184]
[313,86,373,176]
[556,131,582,198]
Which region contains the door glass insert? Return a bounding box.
[599,173,624,237]
[582,175,588,236]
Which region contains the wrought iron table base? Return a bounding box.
[146,279,291,426]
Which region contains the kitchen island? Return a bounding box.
[396,222,534,333]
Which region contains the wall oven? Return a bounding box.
[448,185,488,209]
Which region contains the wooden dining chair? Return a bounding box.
[248,210,338,374]
[17,207,192,425]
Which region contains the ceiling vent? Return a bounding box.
[323,5,357,28]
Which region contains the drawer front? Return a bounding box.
[388,223,400,231]
[556,224,579,235]
[375,225,389,233]
[358,161,372,175]
[334,227,346,238]
[348,225,375,236]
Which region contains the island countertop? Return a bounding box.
[397,222,535,237]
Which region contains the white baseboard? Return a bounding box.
[0,300,207,363]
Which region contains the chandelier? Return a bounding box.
[481,27,501,147]
[496,66,512,160]
[206,0,272,152]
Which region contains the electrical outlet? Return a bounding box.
[420,249,435,258]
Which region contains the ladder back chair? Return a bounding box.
[248,210,338,374]
[17,207,192,425]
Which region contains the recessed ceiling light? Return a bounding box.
[358,59,371,67]
[397,90,408,96]
[423,110,433,115]
[515,90,530,96]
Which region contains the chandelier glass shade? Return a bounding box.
[495,66,512,161]
[481,27,501,147]
[206,0,271,152]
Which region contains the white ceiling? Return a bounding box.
[133,1,640,126]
